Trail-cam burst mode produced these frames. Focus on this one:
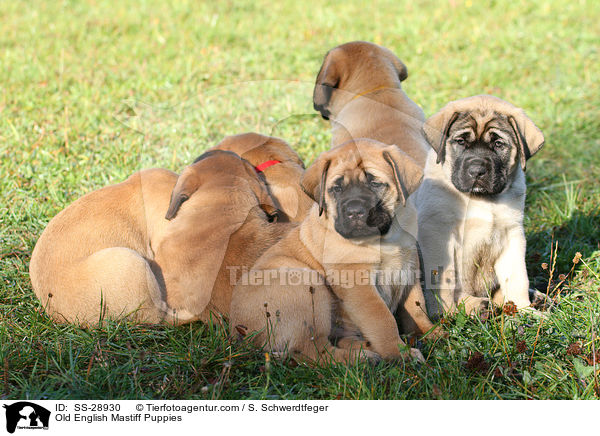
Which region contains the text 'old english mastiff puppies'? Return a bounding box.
[30,150,289,326]
[230,139,443,364]
[211,132,314,222]
[313,41,429,166]
[416,95,545,316]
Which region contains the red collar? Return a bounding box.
[255,160,281,172]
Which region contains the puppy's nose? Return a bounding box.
[343,200,367,220]
[467,160,488,178]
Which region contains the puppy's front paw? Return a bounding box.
[379,344,424,362]
[528,288,554,311]
[361,349,382,364]
[423,325,448,341]
[407,348,425,363]
[462,296,490,315]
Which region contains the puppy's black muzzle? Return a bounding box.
[314,103,330,120]
[452,148,508,196]
[334,184,392,238]
[342,199,367,221]
[465,157,489,179]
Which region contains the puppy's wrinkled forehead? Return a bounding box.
[326,141,398,183]
[327,150,370,183]
[451,111,514,143]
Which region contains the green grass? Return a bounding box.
[1,0,599,399]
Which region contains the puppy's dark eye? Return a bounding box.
[330,177,343,193]
[454,138,466,146]
[365,172,385,189]
[494,140,506,148]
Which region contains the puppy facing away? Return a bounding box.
[313,41,429,166]
[416,95,545,316]
[30,150,289,326]
[230,139,443,364]
[211,132,314,222]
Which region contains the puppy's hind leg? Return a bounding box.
[295,336,380,365]
[289,284,380,364]
[56,247,169,325]
[398,283,447,340]
[231,270,379,365]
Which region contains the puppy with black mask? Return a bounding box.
[230,139,444,364]
[416,95,545,316]
[330,171,394,239]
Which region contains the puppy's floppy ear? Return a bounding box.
[386,51,408,83]
[240,158,281,222]
[313,49,341,120]
[423,109,460,165]
[507,112,544,171]
[301,154,332,216]
[382,145,423,206]
[165,167,201,220]
[254,186,280,223]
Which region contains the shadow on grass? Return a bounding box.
[526,208,600,290]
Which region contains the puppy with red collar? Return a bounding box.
[212,132,314,223]
[30,150,289,325]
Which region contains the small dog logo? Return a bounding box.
[2,402,50,433]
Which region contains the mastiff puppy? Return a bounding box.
[313,41,429,166]
[230,139,442,364]
[30,150,288,326]
[416,95,545,316]
[211,132,314,222]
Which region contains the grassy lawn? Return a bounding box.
[1,0,599,399]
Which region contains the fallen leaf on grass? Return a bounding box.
[466,352,489,373]
[516,340,527,353]
[566,342,582,356]
[503,301,517,316]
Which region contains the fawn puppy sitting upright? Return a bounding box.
[416,95,546,316]
[231,139,443,364]
[313,41,429,167]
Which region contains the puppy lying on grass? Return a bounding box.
[30,149,290,326]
